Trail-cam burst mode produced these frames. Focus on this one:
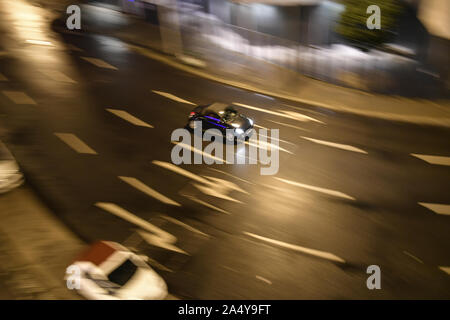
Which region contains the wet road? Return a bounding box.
[0,0,449,299]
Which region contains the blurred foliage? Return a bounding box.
[336,0,404,49]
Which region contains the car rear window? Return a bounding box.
[107,259,138,286]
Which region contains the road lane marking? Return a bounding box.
[245,140,293,155]
[80,57,118,70]
[244,232,346,264]
[0,73,7,81]
[118,176,181,206]
[106,108,154,128]
[255,275,272,285]
[233,102,324,124]
[54,133,97,154]
[41,70,76,83]
[171,142,232,164]
[182,194,231,215]
[300,136,368,154]
[403,251,424,264]
[151,90,196,105]
[95,202,186,254]
[208,168,255,185]
[253,124,268,130]
[439,266,450,275]
[411,154,450,166]
[275,177,355,201]
[25,39,53,46]
[160,215,210,237]
[2,91,36,104]
[267,120,310,132]
[418,202,450,216]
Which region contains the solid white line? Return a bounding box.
[233,102,324,124]
[41,70,76,83]
[80,57,118,70]
[244,232,346,264]
[411,154,450,166]
[439,266,450,275]
[275,177,355,201]
[160,215,210,238]
[171,142,232,164]
[267,120,310,132]
[54,133,97,154]
[106,108,154,128]
[255,275,272,285]
[2,91,36,104]
[182,194,231,215]
[418,202,450,216]
[0,73,7,81]
[119,176,181,206]
[95,202,186,254]
[300,136,367,154]
[152,90,196,105]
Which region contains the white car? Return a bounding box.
[68,241,168,300]
[0,141,24,194]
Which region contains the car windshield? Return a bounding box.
[107,259,138,286]
[221,108,238,122]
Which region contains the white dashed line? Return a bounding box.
[275,177,355,201]
[41,70,76,83]
[207,168,255,185]
[233,102,324,124]
[182,194,231,215]
[267,120,310,132]
[255,275,272,285]
[403,251,424,264]
[80,57,118,70]
[438,266,450,275]
[25,39,53,46]
[106,108,154,128]
[171,142,232,164]
[160,215,210,238]
[411,154,450,166]
[418,202,450,216]
[95,202,186,254]
[300,136,367,154]
[118,176,181,206]
[151,90,196,105]
[244,232,346,264]
[2,91,36,104]
[54,133,97,154]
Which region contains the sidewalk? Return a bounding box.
[0,186,83,299]
[56,4,450,128]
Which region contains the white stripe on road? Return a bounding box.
[255,275,272,285]
[80,57,118,70]
[233,102,324,124]
[418,202,450,216]
[411,154,450,166]
[267,120,310,132]
[25,39,53,46]
[153,160,210,185]
[300,136,368,154]
[152,90,196,105]
[244,232,346,264]
[41,70,76,83]
[106,108,154,128]
[118,176,181,206]
[54,133,97,154]
[171,142,232,164]
[245,140,293,155]
[182,194,231,215]
[0,73,8,81]
[94,202,186,254]
[439,266,450,275]
[2,91,36,104]
[275,177,355,201]
[403,251,424,264]
[208,168,255,185]
[160,215,210,238]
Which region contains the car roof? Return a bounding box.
[205,102,231,114]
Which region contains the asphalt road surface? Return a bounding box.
[0,0,449,299]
